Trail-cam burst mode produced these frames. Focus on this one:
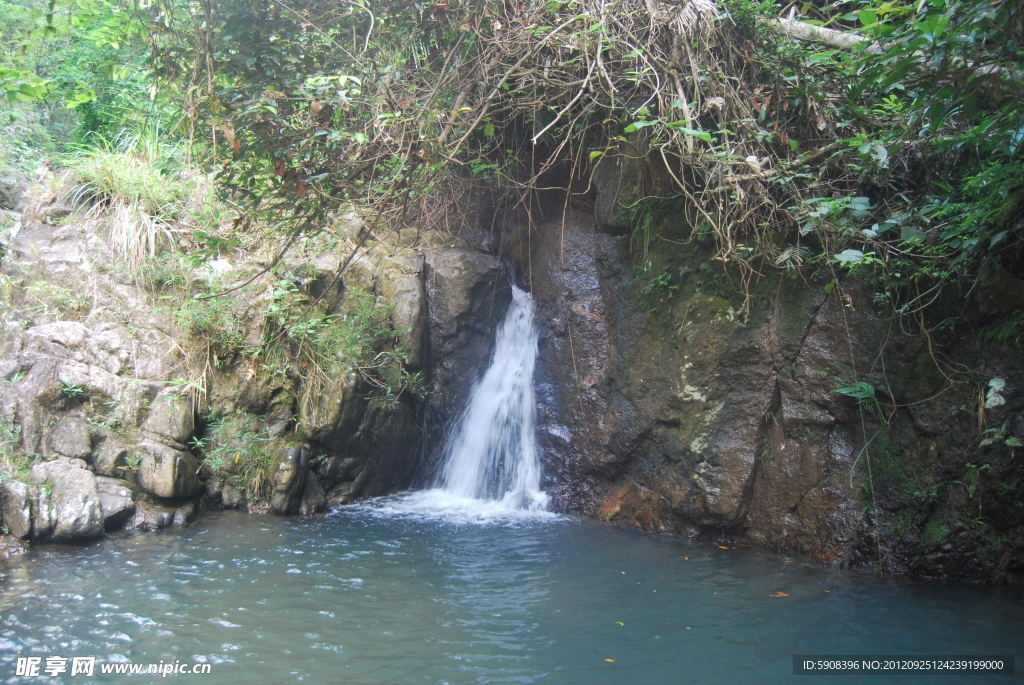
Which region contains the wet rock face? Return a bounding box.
[424,248,512,416]
[270,445,309,515]
[135,441,201,499]
[506,191,1024,583]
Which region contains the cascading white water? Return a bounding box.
[435,285,548,512]
[358,284,552,522]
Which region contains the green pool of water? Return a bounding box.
[1,505,1020,684]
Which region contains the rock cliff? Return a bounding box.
[483,179,1024,584]
[0,185,509,544]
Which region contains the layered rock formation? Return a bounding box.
[0,187,510,544]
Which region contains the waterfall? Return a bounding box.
[357,284,552,522]
[435,285,548,512]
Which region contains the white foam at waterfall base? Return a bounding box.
[356,285,558,525]
[355,490,560,525]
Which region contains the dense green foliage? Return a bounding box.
[1,0,423,412]
[129,0,1024,318]
[1,0,1021,333]
[0,0,171,169]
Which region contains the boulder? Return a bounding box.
[24,321,90,350]
[2,481,32,539]
[141,388,195,444]
[173,500,197,525]
[94,437,130,478]
[204,472,245,510]
[270,445,309,515]
[40,203,75,224]
[298,471,327,516]
[47,416,92,460]
[95,476,135,531]
[31,458,104,541]
[424,248,510,356]
[0,535,28,559]
[0,173,26,209]
[326,480,358,507]
[343,255,376,292]
[136,441,201,498]
[29,483,56,540]
[313,455,361,491]
[222,482,246,509]
[204,476,224,505]
[129,503,176,531]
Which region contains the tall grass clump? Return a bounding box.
[0,418,35,487]
[65,124,210,269]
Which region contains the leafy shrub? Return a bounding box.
[143,252,193,291]
[25,280,90,319]
[172,286,250,360]
[263,281,422,406]
[193,413,274,499]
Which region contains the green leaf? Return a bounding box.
[588,150,603,160]
[624,120,657,134]
[985,378,1006,409]
[835,382,876,400]
[835,249,866,264]
[900,226,926,243]
[666,124,712,142]
[64,89,97,108]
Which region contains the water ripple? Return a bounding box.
[0,511,1020,684]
